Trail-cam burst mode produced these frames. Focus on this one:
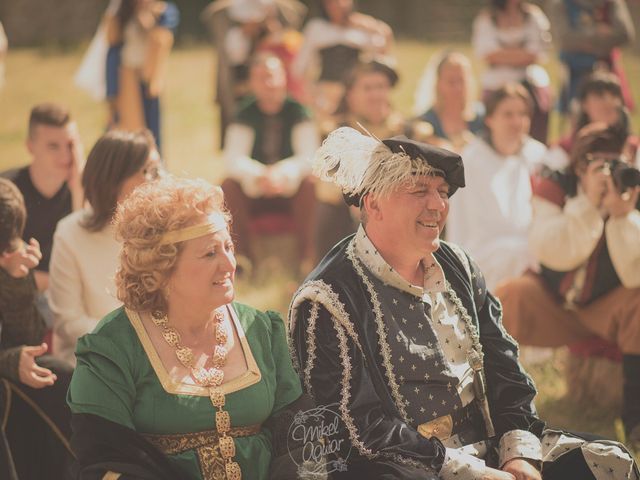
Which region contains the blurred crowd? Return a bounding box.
[0,0,639,479]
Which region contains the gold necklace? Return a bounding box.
[151,309,242,480]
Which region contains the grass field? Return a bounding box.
[1,40,639,442]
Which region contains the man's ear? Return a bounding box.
[26,137,35,156]
[362,193,383,221]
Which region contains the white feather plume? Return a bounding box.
[313,127,381,196]
[313,126,436,200]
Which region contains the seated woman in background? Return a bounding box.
[413,50,484,153]
[293,0,394,120]
[472,0,551,143]
[68,177,309,479]
[447,83,548,290]
[50,129,160,367]
[548,70,639,170]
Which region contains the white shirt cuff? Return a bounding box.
[439,447,487,480]
[498,429,542,467]
[565,194,603,227]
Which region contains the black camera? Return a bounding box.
[605,158,640,193]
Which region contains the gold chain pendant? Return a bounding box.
[150,309,241,479]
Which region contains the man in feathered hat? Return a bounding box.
[288,127,639,479]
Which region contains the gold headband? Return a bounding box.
[158,213,227,245]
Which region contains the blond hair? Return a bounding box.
[114,176,230,313]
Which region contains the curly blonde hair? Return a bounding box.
[114,175,230,313]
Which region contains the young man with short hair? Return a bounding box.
[1,102,84,293]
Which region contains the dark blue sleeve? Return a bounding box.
[157,3,180,32]
[106,45,122,98]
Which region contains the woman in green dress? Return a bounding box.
[67,176,307,480]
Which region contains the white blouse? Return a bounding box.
[446,136,548,289]
[49,209,122,366]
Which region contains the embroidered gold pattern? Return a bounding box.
[346,240,410,423]
[150,309,241,479]
[197,445,226,479]
[303,302,320,396]
[126,308,261,397]
[445,245,538,394]
[331,316,376,459]
[288,251,435,472]
[289,280,365,352]
[143,424,259,479]
[442,282,482,358]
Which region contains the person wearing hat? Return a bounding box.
[289,127,639,479]
[315,59,413,261]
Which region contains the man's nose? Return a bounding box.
[425,191,446,210]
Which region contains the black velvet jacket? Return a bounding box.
[289,236,545,479]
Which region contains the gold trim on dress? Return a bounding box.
[126,305,261,396]
[143,425,260,480]
[142,424,261,454]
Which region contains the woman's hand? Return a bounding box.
[502,458,542,480]
[18,343,57,389]
[0,238,41,278]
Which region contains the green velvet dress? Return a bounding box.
[67,302,302,480]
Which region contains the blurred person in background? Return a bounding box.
[472,0,552,143]
[50,130,160,367]
[293,0,394,121]
[315,59,411,260]
[221,53,319,272]
[497,124,640,454]
[548,70,639,169]
[413,51,485,154]
[0,178,73,480]
[201,0,307,147]
[1,103,84,329]
[447,83,547,290]
[104,0,179,151]
[548,0,635,115]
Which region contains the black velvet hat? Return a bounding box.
[383,136,465,189]
[313,127,466,207]
[343,136,465,206]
